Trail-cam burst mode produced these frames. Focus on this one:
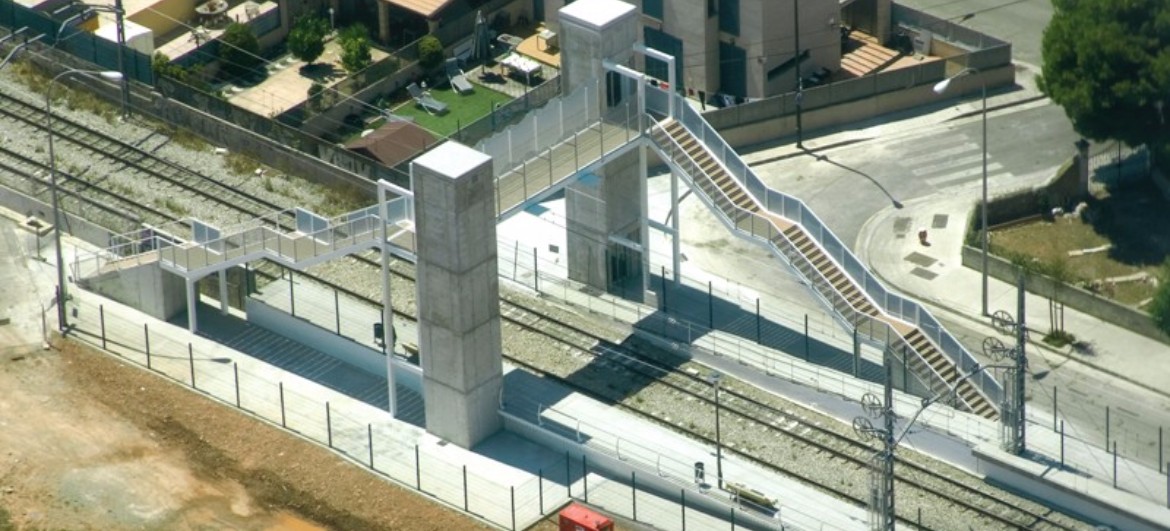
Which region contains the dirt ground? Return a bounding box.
[0,339,489,531]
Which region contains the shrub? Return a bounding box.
[339,24,373,74]
[288,16,328,64]
[219,23,262,78]
[1149,262,1170,336]
[418,35,444,70]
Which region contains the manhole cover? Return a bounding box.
[904,251,937,268]
[910,267,938,280]
[893,217,911,237]
[932,214,949,229]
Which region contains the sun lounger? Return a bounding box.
[407,82,447,115]
[445,58,474,94]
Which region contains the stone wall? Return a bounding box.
[962,246,1167,344]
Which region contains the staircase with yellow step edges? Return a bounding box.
[839,32,902,78]
[650,118,998,421]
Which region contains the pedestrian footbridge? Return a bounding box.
[73,79,1001,420]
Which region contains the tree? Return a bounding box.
[1150,262,1170,337]
[288,16,328,65]
[219,23,262,78]
[339,24,373,74]
[418,35,444,70]
[307,81,325,111]
[1038,0,1170,147]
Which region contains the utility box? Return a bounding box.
[559,503,614,531]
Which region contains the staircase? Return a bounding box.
[839,32,901,78]
[652,118,998,420]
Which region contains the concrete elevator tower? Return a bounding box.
[559,0,652,300]
[411,141,503,449]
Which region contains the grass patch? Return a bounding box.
[160,196,190,216]
[11,60,117,122]
[226,153,260,176]
[170,127,208,151]
[1042,329,1077,348]
[991,218,1159,305]
[388,83,512,138]
[318,184,370,216]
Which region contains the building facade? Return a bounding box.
[539,0,870,100]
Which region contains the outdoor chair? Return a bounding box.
[445,58,474,95]
[407,82,448,115]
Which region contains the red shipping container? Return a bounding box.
[558,503,614,531]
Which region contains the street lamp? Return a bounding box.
[47,68,123,331]
[933,67,988,316]
[707,371,724,489]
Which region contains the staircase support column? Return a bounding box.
[639,140,650,294]
[185,277,198,333]
[377,180,399,417]
[217,270,229,315]
[670,169,681,286]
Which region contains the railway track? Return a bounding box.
[492,296,1087,530]
[1,83,1093,530]
[0,90,291,229]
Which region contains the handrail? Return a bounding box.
[646,119,965,409]
[651,87,1002,405]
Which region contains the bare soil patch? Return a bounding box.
[0,339,487,530]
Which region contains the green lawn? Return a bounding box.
[390,83,512,137]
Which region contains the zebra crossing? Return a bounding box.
[892,133,1013,189]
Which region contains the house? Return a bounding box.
[345,119,436,167]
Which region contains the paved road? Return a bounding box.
[748,100,1080,246]
[896,0,1054,66]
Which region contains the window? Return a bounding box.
[643,0,663,20]
[644,26,683,89]
[719,41,746,97]
[718,0,739,35]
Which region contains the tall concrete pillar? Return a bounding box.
[411,141,502,449]
[377,0,390,44]
[566,149,646,296]
[558,0,638,107]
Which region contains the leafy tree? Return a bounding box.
[307,81,325,111]
[339,24,373,74]
[418,35,444,70]
[1151,262,1170,337]
[288,16,329,65]
[1038,0,1170,147]
[219,23,262,78]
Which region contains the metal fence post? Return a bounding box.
[566,451,572,497]
[1060,420,1065,467]
[100,304,107,350]
[681,489,686,531]
[1053,387,1058,431]
[1107,406,1111,449]
[233,362,240,408]
[708,281,713,329]
[188,343,196,387]
[582,454,588,502]
[289,270,296,317]
[463,465,468,511]
[804,314,810,361]
[334,290,341,334]
[1113,442,1118,488]
[326,402,332,448]
[533,247,539,292]
[755,298,761,344]
[661,266,668,311]
[368,424,374,469]
[538,468,544,514]
[631,471,637,521]
[415,445,421,489]
[1160,426,1164,474]
[144,323,151,367]
[279,382,286,427]
[510,486,516,531]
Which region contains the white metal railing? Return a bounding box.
[645,119,963,409]
[645,86,1002,407]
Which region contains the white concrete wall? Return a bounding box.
[84,262,186,321]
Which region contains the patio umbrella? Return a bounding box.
[472,10,491,71]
